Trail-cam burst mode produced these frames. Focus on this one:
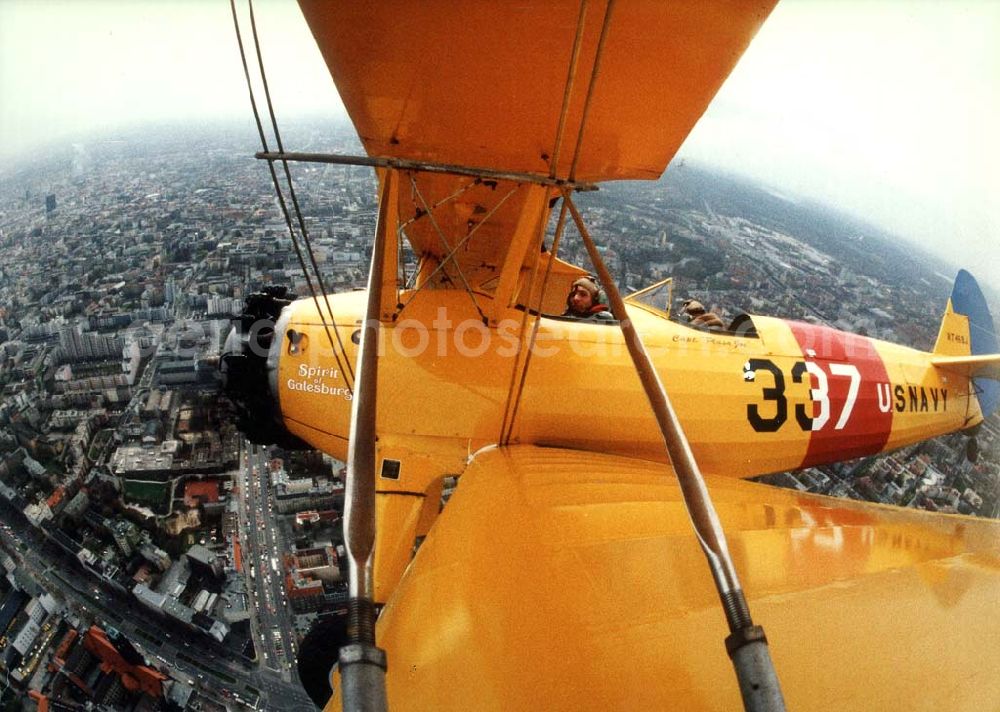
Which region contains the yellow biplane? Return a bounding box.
[222,1,1000,710]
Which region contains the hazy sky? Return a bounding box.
[2,0,998,291]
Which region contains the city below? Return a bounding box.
[0,120,997,711]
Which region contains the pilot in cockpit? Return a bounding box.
[680,299,725,330]
[563,277,615,321]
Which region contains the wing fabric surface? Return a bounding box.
[337,446,1000,712]
[298,0,775,182]
[297,1,776,299]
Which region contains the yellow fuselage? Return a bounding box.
[268,289,980,603]
[274,289,978,476]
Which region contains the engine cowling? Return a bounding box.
[220,286,309,450]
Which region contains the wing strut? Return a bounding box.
[563,190,786,712]
[338,170,399,712]
[229,0,355,392]
[500,199,572,444]
[255,150,597,190]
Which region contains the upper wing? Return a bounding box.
[330,445,1000,711]
[298,0,776,182]
[297,1,776,302]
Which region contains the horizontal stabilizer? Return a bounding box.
[931,353,1000,380]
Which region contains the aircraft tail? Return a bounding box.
[931,270,1000,417]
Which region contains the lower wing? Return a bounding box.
[334,445,1000,711]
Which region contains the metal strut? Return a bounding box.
[501,199,572,444]
[562,190,786,712]
[255,151,598,191]
[568,0,616,183]
[339,171,397,712]
[498,200,548,444]
[547,0,589,178]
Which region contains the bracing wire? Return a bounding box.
[231,0,353,392]
[246,0,355,385]
[396,183,520,318]
[398,177,482,292]
[398,177,481,232]
[407,175,489,323]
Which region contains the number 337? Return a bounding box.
[743,358,860,433]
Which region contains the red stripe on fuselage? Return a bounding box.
[786,321,893,469]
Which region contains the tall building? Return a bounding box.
[207,295,240,317]
[186,544,224,579]
[286,546,343,613]
[59,326,123,363]
[81,625,168,699]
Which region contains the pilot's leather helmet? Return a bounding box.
[682,299,706,316]
[571,277,600,299]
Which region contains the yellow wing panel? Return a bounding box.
[331,446,1000,711]
[298,0,776,182]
